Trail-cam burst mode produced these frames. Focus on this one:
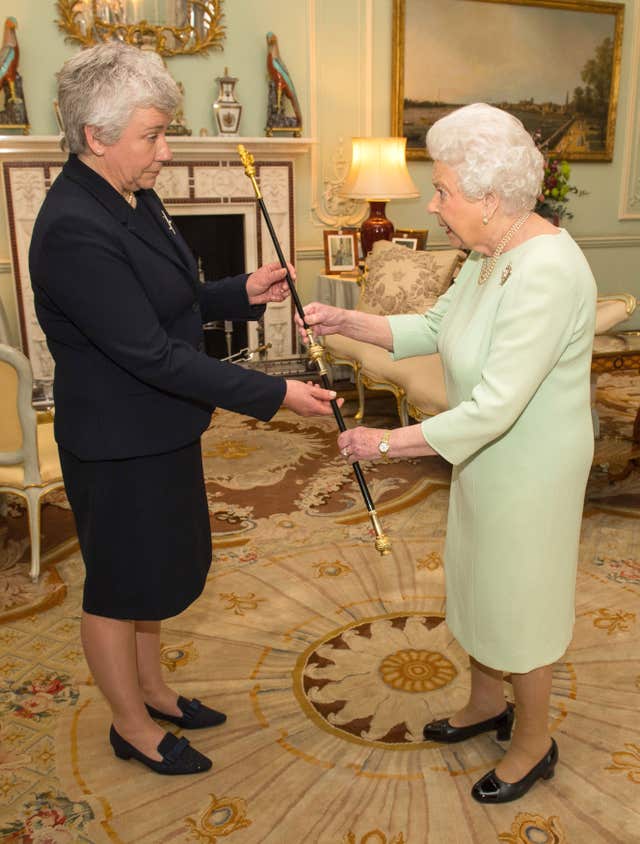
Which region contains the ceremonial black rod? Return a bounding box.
[238,144,391,556]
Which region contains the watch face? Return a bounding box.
[379,440,390,454]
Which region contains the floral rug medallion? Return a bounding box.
[296,613,458,745]
[2,393,640,842]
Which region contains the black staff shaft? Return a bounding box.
[256,195,375,512]
[237,143,389,554]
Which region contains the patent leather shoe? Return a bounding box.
[423,702,514,743]
[471,738,558,803]
[145,696,227,729]
[109,725,212,775]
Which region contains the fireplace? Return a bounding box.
[0,136,310,380]
[177,212,248,360]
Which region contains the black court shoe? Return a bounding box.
[471,738,558,804]
[145,696,227,729]
[109,725,212,775]
[423,702,514,743]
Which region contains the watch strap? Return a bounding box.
[378,430,392,461]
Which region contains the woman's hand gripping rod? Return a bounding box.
[237,144,391,556]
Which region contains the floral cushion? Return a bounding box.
[357,240,463,315]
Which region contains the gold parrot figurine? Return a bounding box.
[0,17,20,104]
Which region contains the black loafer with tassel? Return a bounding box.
[423,702,514,743]
[145,696,227,729]
[109,725,212,775]
[471,738,558,803]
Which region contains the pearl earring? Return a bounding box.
[482,216,489,225]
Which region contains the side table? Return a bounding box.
[592,331,640,478]
[314,273,361,310]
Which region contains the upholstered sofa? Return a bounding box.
[323,240,637,427]
[323,240,464,425]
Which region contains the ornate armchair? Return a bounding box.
[591,294,638,442]
[0,344,64,581]
[323,240,464,425]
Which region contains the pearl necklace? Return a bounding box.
[478,212,530,286]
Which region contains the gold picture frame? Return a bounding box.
[323,230,359,275]
[392,0,624,161]
[393,228,428,250]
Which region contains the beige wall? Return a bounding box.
[1,0,639,346]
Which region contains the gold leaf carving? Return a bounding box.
[607,743,640,784]
[186,792,251,842]
[498,812,566,843]
[587,608,636,635]
[219,592,265,616]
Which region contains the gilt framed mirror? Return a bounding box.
[56,0,226,56]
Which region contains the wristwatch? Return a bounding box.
[378,430,392,461]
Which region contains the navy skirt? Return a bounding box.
[59,441,212,620]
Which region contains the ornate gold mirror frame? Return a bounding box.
[55,1,225,57]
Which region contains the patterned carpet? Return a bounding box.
[0,376,639,844]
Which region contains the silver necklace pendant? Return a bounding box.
[161,208,176,235]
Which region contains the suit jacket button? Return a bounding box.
[192,301,200,312]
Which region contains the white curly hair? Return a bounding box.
[426,103,544,214]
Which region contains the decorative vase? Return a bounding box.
[213,68,242,136]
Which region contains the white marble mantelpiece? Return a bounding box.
[0,135,315,160]
[0,135,314,377]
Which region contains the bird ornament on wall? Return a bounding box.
[265,31,302,137]
[0,16,29,132]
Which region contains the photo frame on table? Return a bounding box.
[391,0,624,161]
[323,230,359,274]
[393,228,428,250]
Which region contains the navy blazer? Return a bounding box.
[29,155,286,460]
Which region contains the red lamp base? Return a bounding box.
[360,200,394,257]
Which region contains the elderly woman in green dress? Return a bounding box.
[300,103,596,804]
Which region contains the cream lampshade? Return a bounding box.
[340,137,419,257]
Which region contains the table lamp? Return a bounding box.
[340,137,419,257]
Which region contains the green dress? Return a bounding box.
[388,230,597,672]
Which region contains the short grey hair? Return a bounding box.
[426,103,544,214]
[57,42,181,154]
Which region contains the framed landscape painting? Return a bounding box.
[391,0,624,161]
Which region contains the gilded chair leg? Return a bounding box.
[325,363,335,386]
[354,369,366,423]
[397,393,409,427]
[25,487,42,582]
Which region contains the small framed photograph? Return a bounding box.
[393,228,428,250]
[356,231,364,261]
[392,236,418,250]
[323,230,359,274]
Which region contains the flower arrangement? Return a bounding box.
[532,129,587,223]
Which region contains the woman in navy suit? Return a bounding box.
[29,43,339,776]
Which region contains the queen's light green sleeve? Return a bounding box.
[420,254,596,466]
